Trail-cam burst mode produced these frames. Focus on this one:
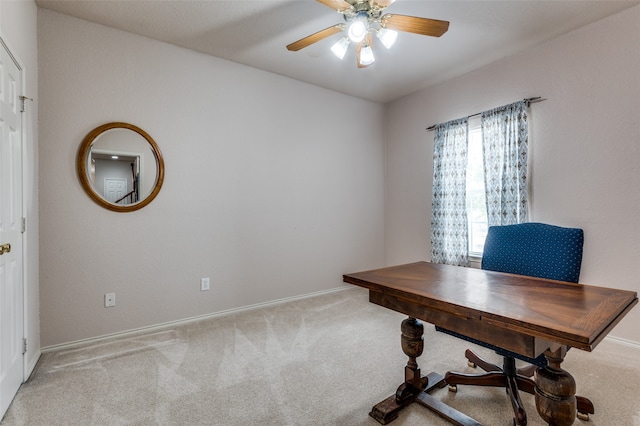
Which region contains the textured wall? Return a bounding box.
[385,5,640,343]
[38,10,385,347]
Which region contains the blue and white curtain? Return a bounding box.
[430,118,469,266]
[430,100,529,266]
[482,100,529,226]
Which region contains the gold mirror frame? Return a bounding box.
[77,122,165,212]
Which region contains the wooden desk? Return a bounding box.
[343,261,638,426]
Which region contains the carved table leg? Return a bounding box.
[370,317,430,424]
[534,347,576,426]
[369,317,480,426]
[397,317,429,401]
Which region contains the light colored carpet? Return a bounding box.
[2,287,639,425]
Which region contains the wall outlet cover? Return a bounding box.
[105,293,116,307]
[200,278,210,291]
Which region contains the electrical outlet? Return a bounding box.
[200,277,210,291]
[105,293,116,307]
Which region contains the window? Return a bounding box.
[466,122,488,257]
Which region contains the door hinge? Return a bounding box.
[21,217,26,233]
[22,338,27,354]
[19,95,33,113]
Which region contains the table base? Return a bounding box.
[369,372,482,425]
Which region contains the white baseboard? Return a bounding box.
[41,285,353,353]
[25,349,42,381]
[604,335,640,350]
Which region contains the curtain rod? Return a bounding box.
[425,97,544,131]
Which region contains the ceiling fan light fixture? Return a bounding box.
[331,37,350,60]
[359,44,375,66]
[377,28,398,49]
[285,1,450,69]
[347,14,368,43]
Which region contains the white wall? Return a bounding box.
[0,0,40,374]
[385,5,640,343]
[38,10,385,347]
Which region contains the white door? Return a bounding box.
[104,178,128,204]
[0,40,24,418]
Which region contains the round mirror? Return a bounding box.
[77,122,165,212]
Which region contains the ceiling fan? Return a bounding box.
[286,0,449,68]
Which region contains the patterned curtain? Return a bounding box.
[431,118,469,266]
[481,100,529,227]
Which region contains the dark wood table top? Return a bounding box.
[344,262,638,353]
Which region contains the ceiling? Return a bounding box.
[36,0,639,104]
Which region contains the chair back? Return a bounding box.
[481,222,583,283]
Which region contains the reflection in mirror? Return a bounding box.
[77,122,164,212]
[89,129,158,204]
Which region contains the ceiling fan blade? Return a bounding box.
[381,14,450,37]
[370,0,396,10]
[356,42,364,69]
[316,0,354,12]
[286,24,345,51]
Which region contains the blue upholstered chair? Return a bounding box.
[440,223,594,425]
